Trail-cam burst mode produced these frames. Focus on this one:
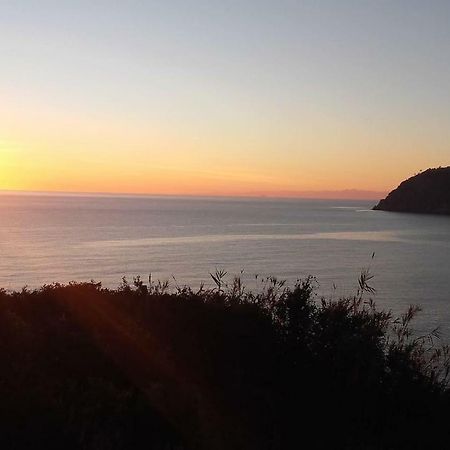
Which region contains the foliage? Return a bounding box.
[0,272,448,449]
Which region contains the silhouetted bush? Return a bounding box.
[0,272,448,449]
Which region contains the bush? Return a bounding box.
[0,272,448,449]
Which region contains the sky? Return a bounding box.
[1,0,450,198]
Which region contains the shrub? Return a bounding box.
[0,272,448,449]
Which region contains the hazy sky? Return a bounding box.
[1,1,450,197]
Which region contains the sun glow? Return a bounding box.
[0,142,21,190]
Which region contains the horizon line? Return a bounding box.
[0,188,387,201]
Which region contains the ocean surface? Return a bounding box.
[1,193,449,340]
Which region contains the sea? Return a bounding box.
[1,193,449,341]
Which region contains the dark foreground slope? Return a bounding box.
[373,167,450,214]
[0,276,449,450]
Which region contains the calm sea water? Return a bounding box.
[1,194,449,340]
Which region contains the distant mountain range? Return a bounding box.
[250,189,387,200]
[373,167,450,215]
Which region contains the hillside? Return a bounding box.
[373,167,450,214]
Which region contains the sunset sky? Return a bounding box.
[1,1,450,198]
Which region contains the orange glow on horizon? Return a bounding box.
[0,136,427,201]
[1,94,446,200]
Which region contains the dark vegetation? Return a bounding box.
[373,166,450,214]
[1,271,449,450]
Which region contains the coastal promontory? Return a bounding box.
[373,167,450,214]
